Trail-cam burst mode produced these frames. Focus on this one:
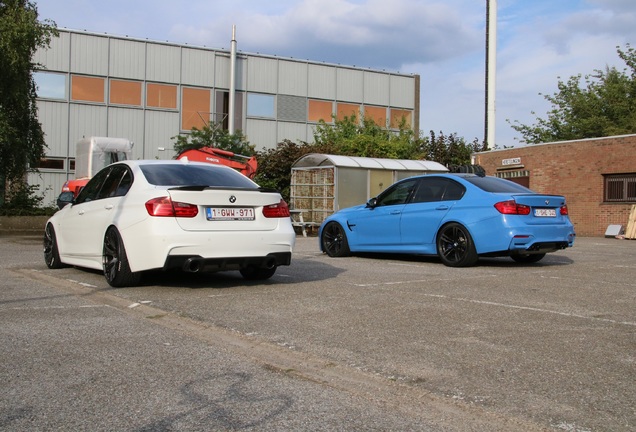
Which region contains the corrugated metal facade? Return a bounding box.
[31,29,419,206]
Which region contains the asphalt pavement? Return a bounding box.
[1,234,634,431]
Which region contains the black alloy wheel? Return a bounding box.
[44,223,65,269]
[436,223,478,267]
[321,222,350,257]
[102,227,141,287]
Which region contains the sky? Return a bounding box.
[36,0,636,147]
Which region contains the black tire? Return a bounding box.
[102,227,140,287]
[511,253,546,263]
[43,223,65,269]
[321,222,350,257]
[240,265,277,280]
[436,223,478,267]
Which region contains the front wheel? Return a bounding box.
[44,223,65,269]
[511,253,546,263]
[240,266,277,280]
[103,227,141,287]
[321,222,350,257]
[436,223,478,267]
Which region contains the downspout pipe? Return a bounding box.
[229,25,237,134]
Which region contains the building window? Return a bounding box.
[364,106,387,127]
[247,93,275,118]
[496,170,530,188]
[214,91,244,131]
[71,75,105,103]
[110,79,142,106]
[390,109,412,129]
[146,83,177,109]
[336,103,359,121]
[34,71,66,100]
[181,87,210,131]
[35,158,65,170]
[604,173,636,202]
[278,95,306,122]
[308,100,333,123]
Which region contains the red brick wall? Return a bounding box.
[473,135,636,237]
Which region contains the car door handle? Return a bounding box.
[104,204,114,210]
[78,209,85,215]
[436,205,449,210]
[390,210,401,215]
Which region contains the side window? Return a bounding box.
[442,179,465,201]
[75,167,112,204]
[412,178,466,203]
[97,165,133,199]
[376,179,418,206]
[114,169,133,197]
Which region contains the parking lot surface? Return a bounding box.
[1,235,634,431]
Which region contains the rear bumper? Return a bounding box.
[165,252,292,273]
[120,219,296,273]
[470,218,575,256]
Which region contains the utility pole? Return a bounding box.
[485,0,497,149]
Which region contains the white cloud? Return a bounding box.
[35,0,634,147]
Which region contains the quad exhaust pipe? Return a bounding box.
[182,256,277,273]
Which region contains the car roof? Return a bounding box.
[116,159,234,170]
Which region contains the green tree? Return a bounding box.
[254,113,485,201]
[420,131,486,167]
[172,122,255,156]
[254,140,318,200]
[509,44,636,144]
[312,114,421,159]
[0,0,57,206]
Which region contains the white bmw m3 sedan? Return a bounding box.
[44,159,296,287]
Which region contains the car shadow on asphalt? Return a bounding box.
[134,255,346,289]
[350,252,574,267]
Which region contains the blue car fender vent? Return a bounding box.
[346,221,356,231]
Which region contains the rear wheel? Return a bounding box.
[436,223,478,267]
[43,223,65,269]
[103,227,141,287]
[240,266,277,280]
[511,253,546,263]
[321,222,350,257]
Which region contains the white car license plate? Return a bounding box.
[206,207,255,221]
[534,208,556,217]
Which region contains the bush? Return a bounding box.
[0,182,57,216]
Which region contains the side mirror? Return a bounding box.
[366,197,378,208]
[57,191,75,209]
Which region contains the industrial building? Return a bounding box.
[29,28,420,206]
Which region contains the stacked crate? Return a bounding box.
[290,168,335,226]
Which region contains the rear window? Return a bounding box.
[140,164,258,188]
[464,176,534,193]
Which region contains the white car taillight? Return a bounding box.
[145,197,198,218]
[262,199,291,218]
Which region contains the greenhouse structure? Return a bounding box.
[290,154,448,229]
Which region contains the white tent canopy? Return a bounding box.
[292,154,448,172]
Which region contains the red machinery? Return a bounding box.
[61,137,258,199]
[176,147,258,179]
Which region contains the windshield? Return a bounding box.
[140,164,258,188]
